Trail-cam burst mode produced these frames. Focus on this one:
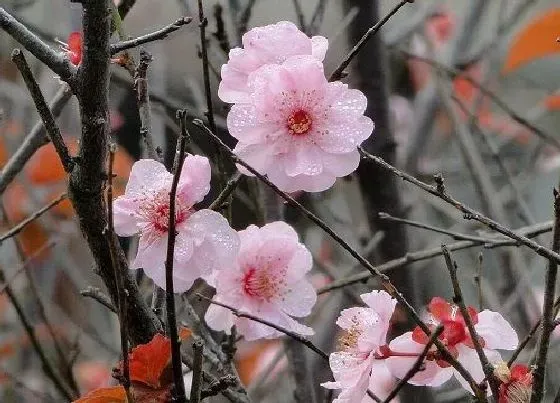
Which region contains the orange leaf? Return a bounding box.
[179,326,192,341]
[128,334,171,389]
[503,8,560,73]
[73,386,127,403]
[544,94,560,110]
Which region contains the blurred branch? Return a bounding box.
[329,0,411,81]
[291,0,306,32]
[0,265,75,400]
[531,186,560,403]
[237,0,257,41]
[0,7,77,90]
[318,220,553,294]
[398,50,560,151]
[0,193,67,243]
[11,49,74,172]
[189,340,204,403]
[308,0,329,35]
[111,16,193,54]
[0,84,72,196]
[117,0,136,19]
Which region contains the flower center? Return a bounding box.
[441,319,467,346]
[338,324,362,352]
[242,267,285,301]
[287,110,312,135]
[138,191,192,233]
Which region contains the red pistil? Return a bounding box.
[287,110,312,135]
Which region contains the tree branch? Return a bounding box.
[0,7,77,90]
[111,16,192,54]
[11,49,74,172]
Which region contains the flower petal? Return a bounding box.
[386,332,453,387]
[475,310,518,350]
[177,155,211,206]
[133,234,167,271]
[454,345,502,395]
[322,151,360,177]
[113,196,140,236]
[279,279,317,317]
[125,159,171,197]
[205,300,236,333]
[311,36,328,61]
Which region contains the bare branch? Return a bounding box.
[11,49,74,172]
[318,220,553,294]
[0,193,67,244]
[166,110,190,402]
[111,16,192,54]
[0,7,77,89]
[134,50,159,160]
[329,0,411,81]
[531,187,560,403]
[0,84,72,196]
[442,246,499,400]
[190,340,204,403]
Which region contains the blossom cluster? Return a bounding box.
[111,21,531,403]
[321,291,527,402]
[219,21,374,192]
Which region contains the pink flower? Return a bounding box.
[113,157,239,292]
[227,55,374,192]
[321,291,397,403]
[63,32,82,65]
[218,21,328,103]
[495,362,532,403]
[385,297,518,394]
[205,221,316,341]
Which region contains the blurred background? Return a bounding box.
[1,0,560,401]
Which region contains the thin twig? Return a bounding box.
[195,118,483,396]
[190,340,204,403]
[378,212,493,243]
[0,7,77,89]
[0,84,72,196]
[198,294,328,360]
[382,325,444,403]
[209,172,242,210]
[117,0,136,18]
[106,144,132,398]
[442,246,499,400]
[318,220,553,294]
[359,148,560,264]
[0,266,74,400]
[111,16,192,54]
[11,49,74,172]
[212,4,230,53]
[475,252,484,311]
[134,50,159,160]
[0,193,67,244]
[80,286,117,313]
[166,110,190,402]
[530,187,560,403]
[329,0,411,81]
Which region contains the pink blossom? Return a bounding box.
[385,297,518,394]
[322,291,397,403]
[227,55,374,192]
[205,221,316,341]
[218,21,328,103]
[113,157,239,292]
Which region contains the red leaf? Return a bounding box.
[128,334,171,389]
[73,386,127,403]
